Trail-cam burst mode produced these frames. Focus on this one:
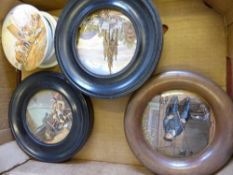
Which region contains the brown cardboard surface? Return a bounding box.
[0,0,232,173]
[204,0,233,15]
[20,0,68,10]
[4,159,153,175]
[226,10,233,26]
[0,129,13,145]
[74,96,140,165]
[154,0,226,88]
[227,23,233,99]
[205,0,233,26]
[19,0,228,165]
[0,0,21,144]
[228,24,233,58]
[19,0,233,23]
[228,24,233,59]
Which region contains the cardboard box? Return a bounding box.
[1,0,233,174]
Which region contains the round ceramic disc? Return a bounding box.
[76,9,137,76]
[39,12,58,68]
[2,4,50,71]
[26,89,73,145]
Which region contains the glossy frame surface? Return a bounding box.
[9,72,93,162]
[55,0,163,98]
[125,70,233,175]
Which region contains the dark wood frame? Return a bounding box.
[9,72,93,163]
[125,70,233,175]
[55,0,163,98]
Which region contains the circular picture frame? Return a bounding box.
[9,72,93,163]
[125,70,233,175]
[55,0,163,98]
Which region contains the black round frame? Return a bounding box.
[55,0,163,98]
[9,72,93,163]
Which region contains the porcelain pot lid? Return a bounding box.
[2,4,50,71]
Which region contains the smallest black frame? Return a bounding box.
[9,72,93,163]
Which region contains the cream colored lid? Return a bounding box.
[2,4,49,71]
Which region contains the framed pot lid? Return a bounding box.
[2,4,54,71]
[55,0,163,98]
[124,71,233,175]
[9,72,93,162]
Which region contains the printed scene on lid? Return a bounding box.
[76,9,137,76]
[26,90,73,144]
[142,90,214,158]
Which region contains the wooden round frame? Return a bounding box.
[125,70,233,175]
[55,0,163,98]
[9,72,93,162]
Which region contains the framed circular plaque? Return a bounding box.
[55,0,163,98]
[2,4,58,71]
[125,71,233,175]
[9,72,93,162]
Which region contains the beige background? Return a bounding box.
[0,0,233,168]
[0,0,22,145]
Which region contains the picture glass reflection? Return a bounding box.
[76,9,137,76]
[26,90,73,144]
[142,90,215,158]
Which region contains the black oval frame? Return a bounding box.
[9,72,93,163]
[55,0,163,98]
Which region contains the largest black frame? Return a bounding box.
[9,72,93,163]
[55,0,163,98]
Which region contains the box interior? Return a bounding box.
[0,0,233,168]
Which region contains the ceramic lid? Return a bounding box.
[39,12,58,68]
[2,4,50,71]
